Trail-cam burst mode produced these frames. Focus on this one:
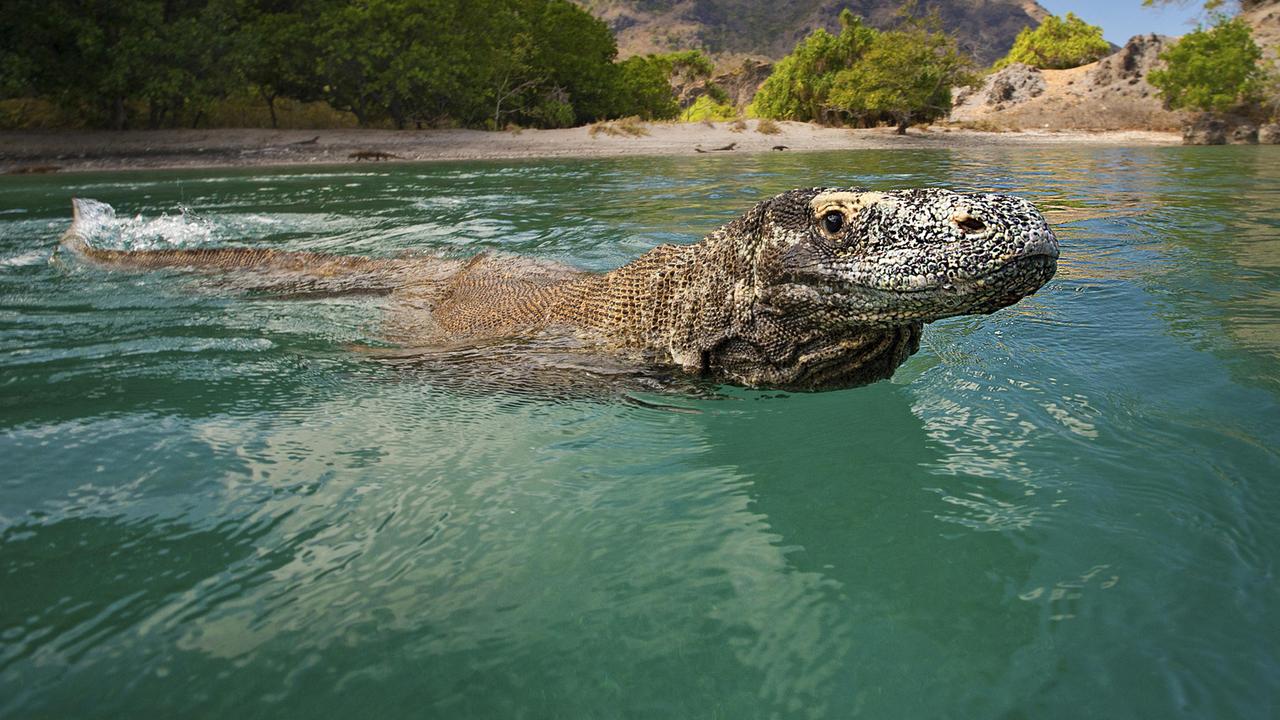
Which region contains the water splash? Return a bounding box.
[70,199,215,251]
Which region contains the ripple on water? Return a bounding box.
[2,148,1280,719]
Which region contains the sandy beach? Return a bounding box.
[0,121,1181,174]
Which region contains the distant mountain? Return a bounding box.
[573,0,1051,66]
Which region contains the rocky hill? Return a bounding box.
[950,34,1186,131]
[1241,0,1280,59]
[949,1,1280,135]
[573,0,1050,66]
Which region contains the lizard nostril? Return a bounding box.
[952,212,985,233]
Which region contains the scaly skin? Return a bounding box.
[61,188,1058,391]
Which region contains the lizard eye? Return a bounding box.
[822,210,845,234]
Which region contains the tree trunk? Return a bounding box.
[111,96,128,131]
[262,89,279,129]
[390,99,406,130]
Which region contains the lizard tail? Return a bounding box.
[58,198,402,293]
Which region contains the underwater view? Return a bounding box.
[2,147,1278,718]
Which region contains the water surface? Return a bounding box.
[2,147,1278,718]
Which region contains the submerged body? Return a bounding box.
[59,188,1058,391]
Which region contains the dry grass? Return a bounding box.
[588,116,650,137]
[728,118,747,133]
[949,119,1005,133]
[755,118,781,135]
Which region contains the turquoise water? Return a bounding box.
[1,147,1278,718]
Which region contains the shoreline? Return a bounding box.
[0,122,1182,174]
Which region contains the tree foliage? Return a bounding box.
[680,95,736,122]
[994,13,1112,70]
[749,10,877,123]
[611,55,681,120]
[0,0,243,129]
[0,0,687,130]
[1148,16,1265,112]
[829,17,975,133]
[752,8,974,132]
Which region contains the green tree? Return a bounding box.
[236,3,326,129]
[750,10,877,122]
[1148,16,1264,112]
[310,0,506,129]
[520,0,621,126]
[994,12,1112,70]
[3,0,258,129]
[829,15,976,133]
[0,0,700,130]
[612,55,681,120]
[140,1,246,128]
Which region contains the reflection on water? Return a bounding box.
[1,146,1279,718]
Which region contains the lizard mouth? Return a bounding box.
[877,252,1058,296]
[860,253,1058,321]
[792,252,1058,296]
[776,253,1058,325]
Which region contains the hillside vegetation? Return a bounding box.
[0,0,695,130]
[994,12,1112,69]
[750,9,976,133]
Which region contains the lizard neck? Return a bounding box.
[546,241,737,369]
[542,238,923,389]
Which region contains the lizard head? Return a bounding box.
[734,187,1058,326]
[687,187,1057,390]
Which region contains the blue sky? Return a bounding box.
[1038,1,1223,43]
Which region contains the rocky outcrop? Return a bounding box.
[1230,123,1259,144]
[713,59,773,109]
[1182,115,1228,145]
[950,64,1045,123]
[1260,124,1280,144]
[1182,114,1266,145]
[1085,33,1170,91]
[952,64,1045,116]
[674,58,774,110]
[948,34,1185,131]
[987,64,1047,105]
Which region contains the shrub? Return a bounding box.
[613,55,681,120]
[994,13,1112,70]
[750,10,876,122]
[1149,16,1265,113]
[588,116,649,137]
[680,95,737,122]
[828,16,976,134]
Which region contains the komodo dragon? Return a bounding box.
[58,188,1058,391]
